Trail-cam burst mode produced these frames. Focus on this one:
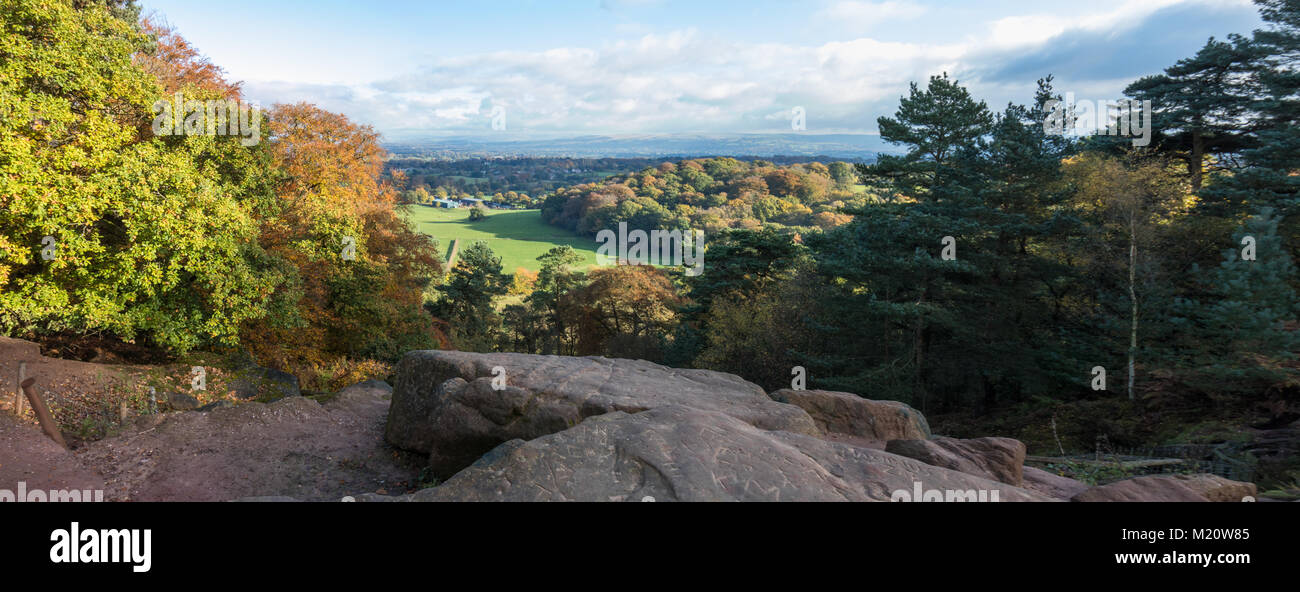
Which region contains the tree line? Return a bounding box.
[540,157,862,237]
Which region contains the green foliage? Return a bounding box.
[858,72,994,199]
[1159,209,1300,393]
[0,0,279,352]
[1,0,441,370]
[791,76,1092,411]
[685,227,805,309]
[1140,1,1300,240]
[1125,36,1258,189]
[540,157,861,237]
[428,241,508,351]
[693,265,819,391]
[523,245,586,355]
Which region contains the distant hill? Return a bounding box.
[382,133,892,160]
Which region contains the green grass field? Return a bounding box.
[403,205,600,273]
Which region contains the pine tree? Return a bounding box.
[802,74,1093,410]
[428,241,508,352]
[857,72,994,200]
[1169,208,1300,394]
[1197,0,1300,225]
[1125,37,1258,190]
[524,245,586,355]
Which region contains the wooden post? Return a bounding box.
[20,377,67,450]
[14,361,25,416]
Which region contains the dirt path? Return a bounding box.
[0,412,107,497]
[74,381,423,501]
[3,336,422,501]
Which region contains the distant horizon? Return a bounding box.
[379,131,895,159]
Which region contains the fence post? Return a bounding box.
[20,377,67,450]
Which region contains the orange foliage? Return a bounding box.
[812,211,853,229]
[135,18,242,99]
[240,102,442,368]
[510,267,539,295]
[565,265,683,358]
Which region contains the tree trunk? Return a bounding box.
[914,289,927,412]
[1190,130,1204,191]
[1128,213,1138,401]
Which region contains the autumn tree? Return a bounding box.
[0,0,278,352]
[134,17,242,98]
[566,265,683,360]
[1064,153,1191,399]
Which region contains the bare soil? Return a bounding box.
[1,337,423,501]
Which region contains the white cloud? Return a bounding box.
[235,0,1261,137]
[984,0,1232,49]
[814,1,927,30]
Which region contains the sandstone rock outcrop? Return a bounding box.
[385,351,819,478]
[228,364,301,402]
[333,379,393,400]
[885,436,1027,486]
[1072,473,1257,502]
[769,388,930,442]
[11,343,1257,503]
[0,336,41,360]
[394,405,1051,502]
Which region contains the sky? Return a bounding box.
[138,0,1266,139]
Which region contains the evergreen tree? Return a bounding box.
[856,72,994,200]
[670,227,804,370]
[524,245,586,355]
[428,241,508,351]
[1165,208,1300,394]
[1198,0,1300,234]
[684,227,804,310]
[1125,37,1258,190]
[800,76,1096,410]
[803,74,993,409]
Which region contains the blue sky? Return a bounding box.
[138,0,1265,138]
